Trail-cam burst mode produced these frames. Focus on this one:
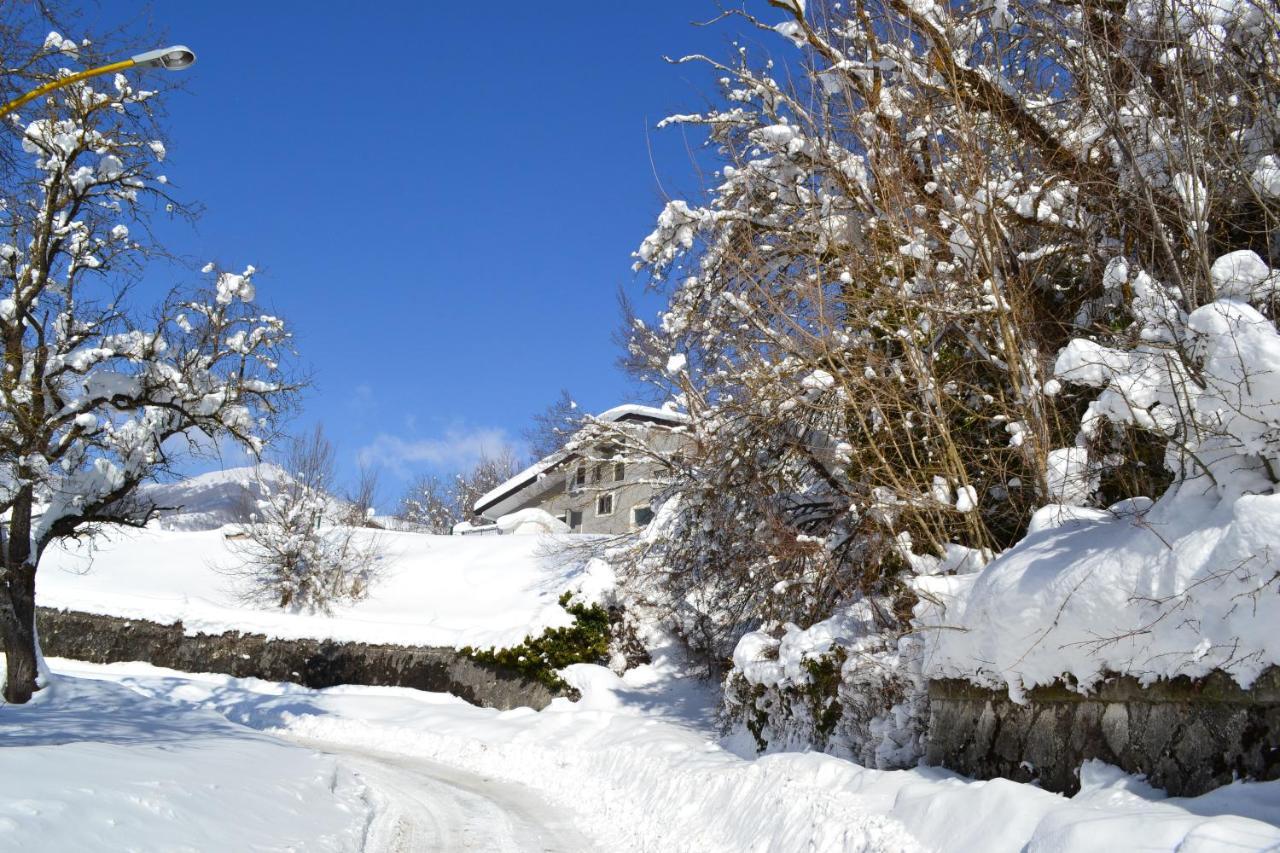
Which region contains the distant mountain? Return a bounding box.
[138,466,294,531]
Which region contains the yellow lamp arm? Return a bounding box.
[0,58,137,119]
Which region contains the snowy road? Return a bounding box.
[289,738,597,853]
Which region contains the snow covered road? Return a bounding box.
[291,738,596,853]
[36,659,1280,853]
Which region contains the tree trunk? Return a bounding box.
[1,563,39,704]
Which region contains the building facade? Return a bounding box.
[473,405,688,535]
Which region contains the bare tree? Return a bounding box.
[394,450,523,532]
[229,426,382,613]
[522,389,585,461]
[454,450,522,524]
[341,462,381,527]
[396,472,456,533]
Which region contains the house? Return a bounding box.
[473,404,689,535]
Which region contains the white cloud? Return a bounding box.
[357,425,522,476]
[349,384,375,409]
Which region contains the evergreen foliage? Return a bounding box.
[462,593,613,693]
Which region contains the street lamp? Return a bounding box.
[0,44,197,118]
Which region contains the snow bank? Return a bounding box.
[38,526,592,649]
[57,657,1280,853]
[0,670,371,851]
[496,507,570,535]
[916,489,1280,696]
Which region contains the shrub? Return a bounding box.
[461,593,612,693]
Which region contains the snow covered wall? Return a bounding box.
[35,607,563,711]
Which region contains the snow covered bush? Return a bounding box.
[0,20,298,703]
[626,0,1278,755]
[917,492,1280,698]
[724,602,926,769]
[229,427,382,614]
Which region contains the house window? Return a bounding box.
[613,461,625,482]
[555,512,568,525]
[632,505,654,527]
[593,463,603,483]
[596,493,614,516]
[568,510,583,530]
[570,466,586,493]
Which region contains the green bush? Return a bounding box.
[461,593,612,693]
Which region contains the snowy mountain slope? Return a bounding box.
[38,526,588,649]
[136,466,283,531]
[137,465,355,532]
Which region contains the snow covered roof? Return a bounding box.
[591,404,689,427]
[473,404,687,518]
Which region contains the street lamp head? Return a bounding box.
[131,45,196,71]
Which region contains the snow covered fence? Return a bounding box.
[928,668,1280,796]
[36,607,563,711]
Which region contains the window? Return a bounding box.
[613,461,625,482]
[632,505,654,527]
[568,510,582,530]
[592,463,603,483]
[570,466,586,493]
[596,493,614,516]
[555,512,567,525]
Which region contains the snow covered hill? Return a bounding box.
[22,470,1280,853]
[26,462,605,650]
[38,523,596,650]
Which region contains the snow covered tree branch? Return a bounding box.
[624,0,1277,753]
[0,25,299,703]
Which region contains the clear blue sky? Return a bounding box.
[88,2,775,498]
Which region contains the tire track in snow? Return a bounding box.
[289,738,595,853]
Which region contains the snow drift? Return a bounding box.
[916,489,1280,697]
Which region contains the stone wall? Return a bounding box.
[37,607,562,711]
[927,669,1280,796]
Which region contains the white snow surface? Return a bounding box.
[47,656,1280,853]
[0,669,373,852]
[302,740,598,852]
[916,488,1280,697]
[38,526,588,649]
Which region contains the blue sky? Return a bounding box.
[83,2,774,498]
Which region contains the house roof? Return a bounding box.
[473,404,687,518]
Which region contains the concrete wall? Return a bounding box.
[927,669,1280,796]
[37,607,562,711]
